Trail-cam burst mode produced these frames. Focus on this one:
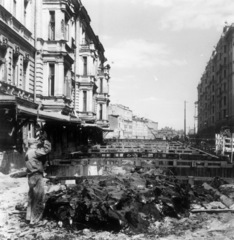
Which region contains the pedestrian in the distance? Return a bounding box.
[25,134,51,226]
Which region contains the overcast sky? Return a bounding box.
[83,0,234,131]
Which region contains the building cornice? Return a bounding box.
[0,5,34,49]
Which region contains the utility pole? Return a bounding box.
[184,101,186,137]
[194,102,198,135]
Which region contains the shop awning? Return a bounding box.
[17,105,81,124]
[0,95,81,124]
[82,123,113,132]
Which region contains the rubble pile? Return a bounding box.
[190,177,234,211]
[3,171,234,239]
[44,169,191,233]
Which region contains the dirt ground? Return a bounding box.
[1,173,234,240]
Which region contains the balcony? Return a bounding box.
[97,70,110,80]
[43,40,74,64]
[97,69,105,77]
[78,77,96,90]
[78,111,96,123]
[96,119,109,128]
[98,65,110,78]
[96,93,108,102]
[40,95,73,115]
[80,43,94,53]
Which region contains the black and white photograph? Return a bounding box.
[1,0,234,239]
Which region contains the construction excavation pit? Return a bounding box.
[1,140,234,240]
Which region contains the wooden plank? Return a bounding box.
[191,209,234,213]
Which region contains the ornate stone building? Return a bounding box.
[0,0,110,170]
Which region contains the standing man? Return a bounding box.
[25,134,51,226]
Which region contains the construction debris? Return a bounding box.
[41,169,234,235]
[44,169,190,233]
[3,170,234,239]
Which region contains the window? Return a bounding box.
[100,78,103,93]
[83,57,87,76]
[64,67,71,98]
[99,104,103,120]
[81,28,86,44]
[224,96,227,106]
[65,17,69,41]
[83,91,87,112]
[0,51,6,81]
[23,61,28,90]
[48,11,55,40]
[48,64,55,96]
[13,56,18,86]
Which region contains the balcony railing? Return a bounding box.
[96,94,108,102]
[96,119,109,127]
[78,111,96,122]
[80,44,91,53]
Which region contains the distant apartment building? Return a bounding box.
[108,104,133,139]
[107,104,158,139]
[132,116,153,139]
[197,24,234,138]
[0,0,110,170]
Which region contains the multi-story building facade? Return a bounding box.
[107,104,158,139]
[0,0,110,171]
[197,24,234,138]
[108,104,133,139]
[132,116,157,139]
